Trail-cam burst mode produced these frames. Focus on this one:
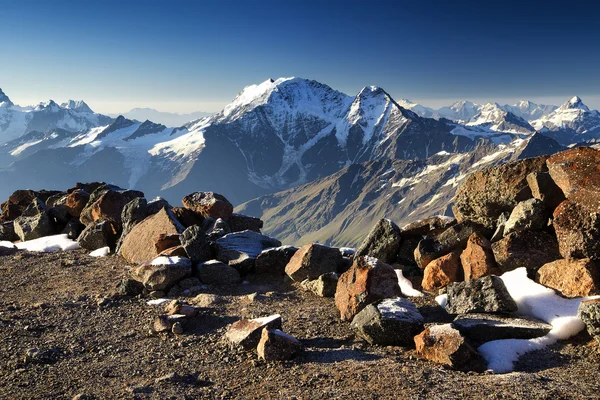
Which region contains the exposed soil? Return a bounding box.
[1,249,599,399]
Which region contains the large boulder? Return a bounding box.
[300,272,339,297]
[120,208,185,264]
[13,212,54,242]
[460,232,500,280]
[130,256,192,291]
[553,200,600,260]
[255,246,298,275]
[215,230,281,274]
[204,217,231,240]
[546,147,600,212]
[225,314,282,350]
[492,230,561,274]
[452,314,552,344]
[193,260,241,285]
[257,329,303,361]
[171,207,204,228]
[179,225,213,262]
[414,324,477,368]
[64,189,90,218]
[355,218,402,264]
[453,156,549,229]
[503,198,547,236]
[77,219,119,250]
[422,251,462,292]
[89,189,144,228]
[578,298,600,344]
[536,258,600,298]
[285,243,344,282]
[445,276,517,315]
[182,192,233,220]
[1,189,39,222]
[526,171,565,212]
[351,297,424,346]
[229,213,263,233]
[335,256,402,322]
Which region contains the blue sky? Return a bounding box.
[1,0,600,113]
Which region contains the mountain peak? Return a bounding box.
[61,100,94,114]
[560,96,589,111]
[0,88,13,107]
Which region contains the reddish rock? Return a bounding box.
[460,233,500,280]
[0,190,38,222]
[285,243,344,282]
[546,147,600,212]
[414,324,477,368]
[422,251,462,292]
[334,256,402,322]
[158,245,188,258]
[121,208,185,264]
[225,314,282,350]
[90,190,143,228]
[182,192,233,220]
[526,171,565,213]
[492,230,561,274]
[257,328,303,361]
[171,206,204,228]
[154,233,181,254]
[536,258,600,298]
[64,189,90,218]
[553,200,600,260]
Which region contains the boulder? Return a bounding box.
[48,205,71,227]
[257,329,303,361]
[182,192,233,220]
[225,314,282,350]
[421,251,462,292]
[396,236,422,266]
[62,219,85,240]
[355,218,402,264]
[158,245,188,258]
[89,189,144,228]
[215,230,281,275]
[45,192,68,208]
[553,200,600,260]
[146,197,171,215]
[0,221,18,241]
[77,219,119,250]
[460,232,500,280]
[180,225,213,262]
[351,297,424,346]
[120,208,185,264]
[64,189,90,218]
[578,298,600,344]
[546,147,600,212]
[503,198,547,236]
[154,234,181,254]
[285,243,344,282]
[536,258,600,298]
[204,217,231,239]
[452,314,552,344]
[400,216,456,238]
[300,272,339,297]
[414,324,477,368]
[171,207,204,228]
[13,213,54,242]
[229,213,263,233]
[445,276,517,315]
[254,246,299,275]
[131,256,192,291]
[116,278,144,297]
[193,260,241,285]
[335,256,402,322]
[0,189,39,222]
[453,156,549,229]
[526,171,565,212]
[153,314,188,333]
[492,230,561,274]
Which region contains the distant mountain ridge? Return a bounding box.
[109,108,213,128]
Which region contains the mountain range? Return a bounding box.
[108,108,213,127]
[1,79,599,245]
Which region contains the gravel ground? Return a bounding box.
[1,249,599,399]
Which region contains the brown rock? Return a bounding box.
[546,147,600,212]
[492,230,561,274]
[131,256,192,291]
[334,256,402,322]
[225,314,282,350]
[64,189,90,218]
[536,258,600,298]
[153,314,187,333]
[422,251,462,292]
[453,156,549,229]
[414,324,477,368]
[401,216,456,238]
[0,190,38,222]
[182,192,233,220]
[164,300,200,317]
[158,245,188,258]
[460,233,500,280]
[171,207,204,228]
[121,208,185,264]
[90,190,143,228]
[154,234,181,254]
[285,243,344,282]
[257,328,303,361]
[526,171,565,213]
[553,200,600,260]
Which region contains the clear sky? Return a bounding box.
[1,0,600,114]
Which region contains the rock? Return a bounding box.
[460,232,500,280]
[146,197,171,215]
[64,189,90,218]
[351,297,424,346]
[578,298,600,344]
[536,258,600,298]
[182,192,233,220]
[355,218,402,264]
[120,208,185,264]
[492,230,561,274]
[89,189,144,228]
[116,278,144,297]
[285,243,344,282]
[414,324,477,368]
[254,246,298,275]
[180,225,213,263]
[300,272,339,297]
[48,205,71,227]
[503,198,547,236]
[546,147,600,212]
[45,192,67,208]
[164,300,200,317]
[155,233,181,254]
[13,212,54,242]
[171,206,204,228]
[527,171,566,212]
[401,216,457,237]
[153,314,187,333]
[62,218,85,240]
[335,256,402,322]
[115,197,149,254]
[0,221,18,241]
[421,251,462,292]
[225,314,282,350]
[77,219,119,251]
[131,256,192,291]
[553,200,600,260]
[414,221,488,269]
[229,213,263,233]
[453,156,549,229]
[204,217,231,239]
[257,328,303,361]
[396,236,422,266]
[158,245,188,258]
[453,314,552,344]
[171,322,184,335]
[191,293,225,307]
[0,189,39,222]
[215,230,281,274]
[193,260,241,284]
[490,212,510,242]
[445,276,517,314]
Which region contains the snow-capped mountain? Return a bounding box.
[436,101,480,122]
[396,99,434,118]
[0,89,112,144]
[501,101,557,121]
[109,108,213,127]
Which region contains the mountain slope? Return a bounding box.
[110,108,213,127]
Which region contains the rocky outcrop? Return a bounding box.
[536,258,600,298]
[285,243,343,282]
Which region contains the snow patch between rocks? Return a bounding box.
[395,270,423,297]
[89,246,110,257]
[14,234,80,252]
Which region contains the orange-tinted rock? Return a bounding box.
[121,208,185,264]
[285,243,343,282]
[460,233,500,280]
[334,256,402,322]
[422,251,462,292]
[158,245,188,258]
[155,233,181,254]
[182,192,233,220]
[90,190,143,228]
[171,206,204,228]
[414,324,477,368]
[553,200,600,260]
[526,171,565,213]
[0,190,38,222]
[65,189,90,218]
[536,258,600,298]
[546,147,600,212]
[225,314,282,350]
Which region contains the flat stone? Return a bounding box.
[453,314,552,344]
[215,230,281,274]
[446,275,517,315]
[225,314,282,350]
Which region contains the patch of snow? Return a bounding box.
[15,234,80,252]
[146,298,172,306]
[395,270,423,297]
[252,314,281,324]
[89,246,110,257]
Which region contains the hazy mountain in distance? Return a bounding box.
[110,108,213,127]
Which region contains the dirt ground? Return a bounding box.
[1,249,599,399]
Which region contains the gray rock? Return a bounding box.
[446,276,517,315]
[193,260,241,284]
[205,217,231,239]
[0,221,18,241]
[452,314,552,344]
[131,256,192,291]
[301,272,339,297]
[146,197,171,215]
[257,328,303,361]
[77,219,118,251]
[491,212,510,242]
[215,230,281,274]
[13,213,54,242]
[180,225,213,262]
[578,298,600,344]
[355,218,402,264]
[351,297,424,346]
[116,278,144,297]
[62,218,85,240]
[254,245,298,275]
[229,213,263,233]
[115,197,148,254]
[503,198,547,236]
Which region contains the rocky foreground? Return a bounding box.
[1,147,600,399]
